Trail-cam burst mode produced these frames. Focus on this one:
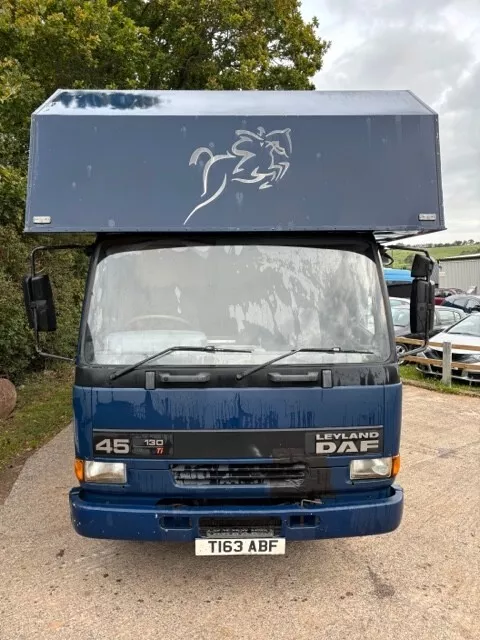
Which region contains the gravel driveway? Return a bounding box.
[0,386,478,640]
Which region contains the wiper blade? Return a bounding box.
[110,345,253,381]
[236,347,374,381]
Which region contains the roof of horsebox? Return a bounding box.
[26,89,444,237]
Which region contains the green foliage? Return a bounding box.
[0,266,34,380]
[112,0,329,90]
[0,0,329,381]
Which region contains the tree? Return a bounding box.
[0,0,154,379]
[110,0,329,90]
[0,0,329,380]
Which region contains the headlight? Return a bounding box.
[465,355,480,363]
[82,460,127,484]
[350,457,398,480]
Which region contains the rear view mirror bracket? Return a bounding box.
[385,245,435,360]
[25,243,93,363]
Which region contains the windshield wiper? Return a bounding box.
[110,345,253,381]
[235,347,375,381]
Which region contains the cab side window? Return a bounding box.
[437,309,454,326]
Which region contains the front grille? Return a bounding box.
[198,517,282,538]
[452,353,477,363]
[429,349,475,363]
[171,463,306,487]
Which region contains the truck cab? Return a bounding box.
[23,90,442,554]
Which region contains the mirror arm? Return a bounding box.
[34,347,74,363]
[385,244,432,260]
[387,245,435,362]
[30,243,92,277]
[398,307,432,361]
[398,298,434,362]
[31,303,75,363]
[383,244,433,271]
[398,343,426,362]
[29,243,90,363]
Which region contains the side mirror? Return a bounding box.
[410,279,434,334]
[23,274,57,332]
[411,254,432,279]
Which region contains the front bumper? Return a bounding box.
[70,485,403,542]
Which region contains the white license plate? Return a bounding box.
[195,537,286,556]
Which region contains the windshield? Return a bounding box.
[84,242,390,366]
[447,314,480,336]
[390,299,405,307]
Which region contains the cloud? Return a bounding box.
[440,62,480,229]
[322,0,477,25]
[316,29,472,102]
[303,0,480,242]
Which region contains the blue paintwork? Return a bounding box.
[70,485,403,541]
[26,90,444,236]
[72,383,401,501]
[78,384,401,454]
[90,385,390,430]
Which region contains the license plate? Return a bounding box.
[195,538,286,556]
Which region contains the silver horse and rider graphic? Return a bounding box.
[184,127,292,225]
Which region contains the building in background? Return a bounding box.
[438,254,480,293]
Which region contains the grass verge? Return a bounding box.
[0,367,73,474]
[400,364,480,397]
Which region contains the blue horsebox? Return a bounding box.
[23,90,442,552]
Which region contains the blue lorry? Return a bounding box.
[23,90,442,555]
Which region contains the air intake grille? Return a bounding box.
[171,463,306,487]
[429,349,473,363]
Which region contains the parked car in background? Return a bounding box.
[441,294,480,314]
[393,305,465,356]
[389,297,410,308]
[416,314,480,384]
[434,287,464,305]
[435,306,466,328]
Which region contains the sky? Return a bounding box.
[301,0,480,244]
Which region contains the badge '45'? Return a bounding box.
[95,438,130,455]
